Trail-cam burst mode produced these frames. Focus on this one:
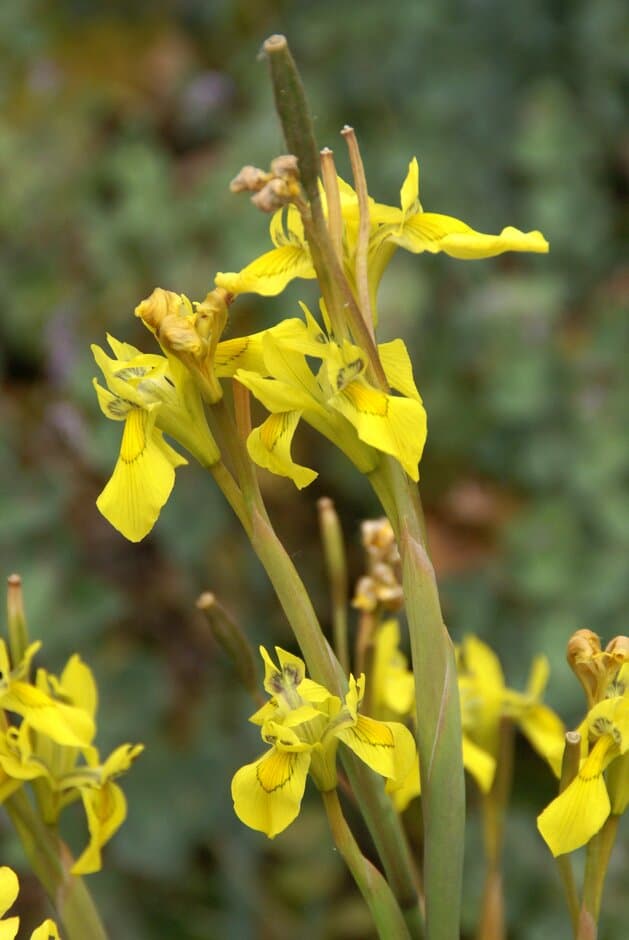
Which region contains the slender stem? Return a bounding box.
[6,789,108,940]
[320,148,344,263]
[341,126,376,342]
[322,788,411,940]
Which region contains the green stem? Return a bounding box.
[372,461,465,940]
[6,788,108,940]
[7,574,29,666]
[322,788,411,940]
[582,814,619,924]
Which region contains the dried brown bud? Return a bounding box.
[270,154,299,180]
[230,165,271,193]
[251,178,295,212]
[604,635,629,663]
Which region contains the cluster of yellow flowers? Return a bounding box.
[93,159,547,543]
[0,636,142,875]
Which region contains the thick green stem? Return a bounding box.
[372,461,465,940]
[6,789,108,940]
[322,789,411,940]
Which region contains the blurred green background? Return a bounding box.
[1,1,627,937]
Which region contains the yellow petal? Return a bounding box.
[607,750,629,815]
[231,748,311,838]
[96,409,187,542]
[394,213,549,259]
[215,244,316,297]
[462,737,496,793]
[60,655,98,719]
[2,682,94,747]
[518,704,566,778]
[215,318,305,377]
[0,867,19,919]
[72,781,128,875]
[400,157,420,217]
[247,412,317,489]
[332,381,427,481]
[30,920,61,940]
[336,713,416,783]
[386,758,421,811]
[378,339,422,401]
[537,737,614,856]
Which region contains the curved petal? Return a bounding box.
[336,713,416,783]
[96,409,187,542]
[392,213,549,259]
[30,920,61,940]
[378,339,421,401]
[247,412,317,489]
[462,737,496,794]
[231,748,311,838]
[215,244,316,297]
[72,781,127,875]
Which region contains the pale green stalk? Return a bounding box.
[322,788,411,940]
[557,732,582,937]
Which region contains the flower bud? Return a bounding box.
[135,287,182,333]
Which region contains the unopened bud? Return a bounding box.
[159,314,204,356]
[196,592,258,699]
[7,573,29,665]
[135,287,182,333]
[195,288,229,343]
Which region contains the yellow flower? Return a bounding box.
[93,335,219,542]
[537,692,629,856]
[216,159,548,315]
[458,635,565,777]
[236,306,427,484]
[0,866,61,940]
[0,650,142,875]
[231,647,416,837]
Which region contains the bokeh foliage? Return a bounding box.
[1,1,627,937]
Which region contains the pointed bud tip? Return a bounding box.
[196,592,216,611]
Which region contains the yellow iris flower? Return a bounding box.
[216,158,548,314]
[231,647,416,838]
[537,677,629,856]
[235,305,427,484]
[92,335,219,542]
[0,651,142,876]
